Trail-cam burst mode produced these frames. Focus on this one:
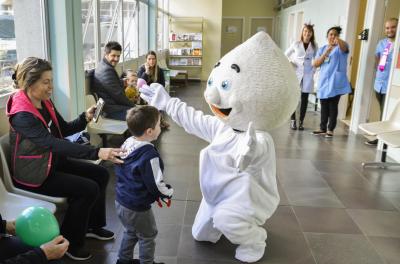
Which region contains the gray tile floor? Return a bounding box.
[65,82,400,264]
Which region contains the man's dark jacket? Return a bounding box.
[91,58,134,115]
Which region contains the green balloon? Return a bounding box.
[15,207,60,247]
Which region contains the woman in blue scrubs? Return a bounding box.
[312,26,351,138]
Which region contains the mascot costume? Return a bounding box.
[138,31,299,263]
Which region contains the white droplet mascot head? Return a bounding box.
[204,31,299,131]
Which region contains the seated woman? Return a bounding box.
[137,50,165,87]
[6,57,124,261]
[137,51,169,128]
[0,213,68,263]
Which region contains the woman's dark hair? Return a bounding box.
[104,41,122,54]
[326,26,342,37]
[12,57,52,91]
[301,23,316,48]
[126,105,160,137]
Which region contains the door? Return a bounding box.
[221,17,244,56]
[250,17,273,38]
[346,0,368,121]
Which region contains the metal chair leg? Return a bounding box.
[362,162,400,169]
[362,144,399,169]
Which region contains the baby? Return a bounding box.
[124,69,141,104]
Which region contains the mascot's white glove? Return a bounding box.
[138,78,171,111]
[236,122,257,171]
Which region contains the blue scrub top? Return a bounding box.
[374,38,393,94]
[316,44,351,99]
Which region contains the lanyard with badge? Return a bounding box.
[378,41,392,72]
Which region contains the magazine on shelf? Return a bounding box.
[169,32,202,42]
[192,42,202,49]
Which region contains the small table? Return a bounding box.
[169,70,188,86]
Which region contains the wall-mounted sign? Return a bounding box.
[256,26,267,33]
[226,26,237,33]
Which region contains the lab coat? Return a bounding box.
[285,41,317,93]
[165,97,280,262]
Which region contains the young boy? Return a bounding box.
[115,106,173,264]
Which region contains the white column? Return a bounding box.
[47,0,85,120]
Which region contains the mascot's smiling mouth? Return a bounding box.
[210,104,232,118]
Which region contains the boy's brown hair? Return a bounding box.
[126,105,160,137]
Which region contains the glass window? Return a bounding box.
[100,0,121,54]
[156,0,163,50]
[123,0,138,60]
[138,0,148,55]
[81,0,152,68]
[0,1,17,95]
[156,0,168,51]
[82,0,96,70]
[163,0,169,49]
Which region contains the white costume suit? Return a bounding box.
[139,32,299,263]
[166,98,278,262]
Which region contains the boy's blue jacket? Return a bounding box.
[115,137,173,211]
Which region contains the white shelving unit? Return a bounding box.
[168,17,203,80]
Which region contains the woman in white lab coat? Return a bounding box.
[285,24,318,130]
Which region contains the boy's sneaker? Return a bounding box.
[365,139,378,146]
[65,247,92,261]
[312,130,326,135]
[86,228,115,240]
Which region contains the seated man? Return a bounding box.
[92,41,134,121]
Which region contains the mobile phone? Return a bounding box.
[93,98,105,123]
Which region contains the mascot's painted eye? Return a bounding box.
[221,80,231,91]
[208,78,213,86]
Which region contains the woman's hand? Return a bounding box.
[5,220,16,235]
[145,63,151,74]
[335,37,349,53]
[40,236,69,260]
[85,105,96,122]
[325,45,334,56]
[98,148,125,164]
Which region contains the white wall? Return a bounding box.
[278,0,350,51]
[278,0,351,118]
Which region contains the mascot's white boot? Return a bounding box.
[139,31,299,263]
